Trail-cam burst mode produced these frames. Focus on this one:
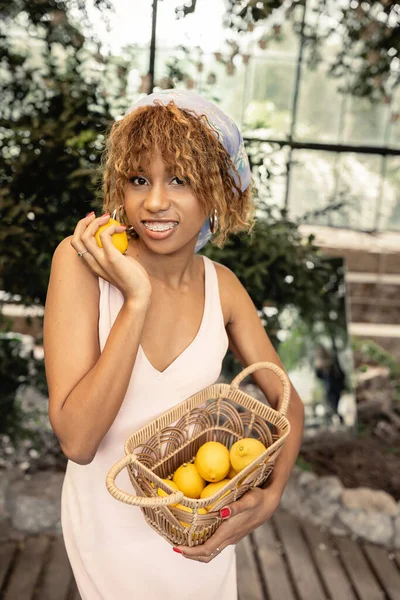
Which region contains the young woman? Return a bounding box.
[43,90,304,600]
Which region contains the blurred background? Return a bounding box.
[0,0,399,520]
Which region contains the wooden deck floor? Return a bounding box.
[1,508,399,600]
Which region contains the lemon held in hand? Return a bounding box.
[173,463,205,499]
[230,438,267,473]
[94,217,128,253]
[195,441,230,483]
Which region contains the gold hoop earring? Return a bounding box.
[111,205,125,222]
[113,205,138,238]
[209,209,218,235]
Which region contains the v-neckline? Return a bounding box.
[138,256,208,377]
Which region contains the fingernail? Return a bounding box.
[86,211,95,217]
[101,212,110,217]
[220,508,231,519]
[173,547,182,554]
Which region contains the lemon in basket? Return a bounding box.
[173,463,205,499]
[174,504,207,527]
[200,479,231,511]
[157,479,180,506]
[194,441,230,483]
[230,438,267,473]
[228,466,238,479]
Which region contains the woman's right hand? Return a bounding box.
[70,212,152,302]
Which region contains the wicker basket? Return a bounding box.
[106,361,291,547]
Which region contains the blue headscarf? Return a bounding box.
[126,90,252,252]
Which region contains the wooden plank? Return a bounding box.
[3,535,49,600]
[335,536,385,600]
[35,537,73,600]
[0,542,17,590]
[236,535,264,600]
[363,544,400,600]
[302,523,356,600]
[273,511,328,600]
[252,520,296,600]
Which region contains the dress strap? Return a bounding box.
[201,256,226,334]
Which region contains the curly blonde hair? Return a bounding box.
[101,101,255,247]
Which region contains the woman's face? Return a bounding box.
[123,152,208,254]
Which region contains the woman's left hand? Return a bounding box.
[172,486,281,563]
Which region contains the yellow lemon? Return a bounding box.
[200,479,231,511]
[174,503,207,527]
[194,441,230,483]
[173,463,205,499]
[230,438,267,473]
[94,218,128,253]
[157,479,180,507]
[228,466,238,479]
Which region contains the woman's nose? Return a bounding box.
[143,183,171,212]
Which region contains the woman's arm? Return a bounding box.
[172,263,305,560]
[44,234,151,465]
[219,263,305,499]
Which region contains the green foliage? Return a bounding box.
[0,334,33,438]
[295,455,313,472]
[205,205,341,332]
[277,320,311,372]
[203,205,346,376]
[180,0,399,101]
[0,0,123,305]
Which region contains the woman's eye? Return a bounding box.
[130,176,148,186]
[171,176,185,186]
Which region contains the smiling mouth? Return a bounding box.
[142,221,179,232]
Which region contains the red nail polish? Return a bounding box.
[220,508,231,519]
[173,547,182,554]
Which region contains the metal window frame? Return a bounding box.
[149,0,399,232]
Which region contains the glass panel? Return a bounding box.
[242,56,297,138]
[288,150,383,231]
[90,0,152,53]
[245,142,289,211]
[295,35,346,144]
[341,96,390,147]
[335,153,382,230]
[156,0,226,53]
[378,156,400,231]
[154,49,246,125]
[287,150,339,223]
[387,86,400,150]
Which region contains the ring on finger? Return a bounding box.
[77,250,89,258]
[209,546,221,558]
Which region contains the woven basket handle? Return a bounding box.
[106,454,184,507]
[231,361,291,416]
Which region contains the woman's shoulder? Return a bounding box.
[49,235,99,296]
[207,258,245,326]
[208,258,242,291]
